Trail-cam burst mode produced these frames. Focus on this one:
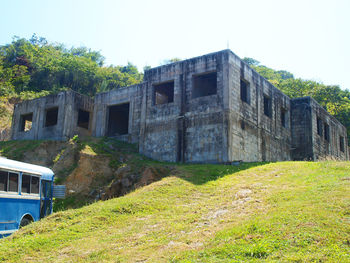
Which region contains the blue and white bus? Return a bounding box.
[0,157,54,238]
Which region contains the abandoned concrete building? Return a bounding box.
[11,49,349,162]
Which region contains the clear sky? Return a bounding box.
[1,0,349,89]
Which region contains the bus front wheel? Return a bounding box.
[20,217,33,228]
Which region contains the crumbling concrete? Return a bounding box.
[291,97,348,160]
[11,50,349,162]
[12,90,94,140]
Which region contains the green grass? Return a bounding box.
[0,161,349,262]
[0,136,165,211]
[0,140,43,160]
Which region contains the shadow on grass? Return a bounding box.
[57,138,270,210]
[176,162,270,185]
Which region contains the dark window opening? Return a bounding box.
[21,174,39,194]
[22,174,31,194]
[107,103,129,136]
[31,176,39,194]
[340,136,345,152]
[240,78,250,104]
[45,107,58,127]
[263,95,272,117]
[317,117,323,136]
[324,123,330,141]
[192,72,217,99]
[0,170,8,191]
[240,120,245,130]
[77,109,90,129]
[281,108,287,128]
[153,81,174,105]
[20,113,33,132]
[41,180,52,198]
[8,172,18,193]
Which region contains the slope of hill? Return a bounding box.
[0,137,171,210]
[0,157,348,262]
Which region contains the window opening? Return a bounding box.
[22,174,31,194]
[19,113,33,132]
[153,81,174,105]
[192,72,217,98]
[0,170,8,191]
[281,108,287,128]
[45,107,58,127]
[240,78,250,104]
[263,95,272,117]
[107,103,129,136]
[77,109,90,129]
[240,120,245,130]
[317,117,323,136]
[21,174,39,194]
[324,123,330,141]
[31,176,39,194]
[8,172,18,193]
[340,136,345,152]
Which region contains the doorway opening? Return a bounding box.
[107,103,129,136]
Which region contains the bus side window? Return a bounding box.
[22,174,40,194]
[31,176,39,194]
[0,170,8,191]
[8,173,18,193]
[22,174,31,193]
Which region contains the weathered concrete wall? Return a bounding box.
[290,97,348,160]
[140,50,229,163]
[64,91,94,138]
[227,52,292,162]
[309,98,348,160]
[93,84,143,144]
[290,97,313,160]
[11,91,94,141]
[10,49,349,163]
[12,92,66,140]
[138,64,181,162]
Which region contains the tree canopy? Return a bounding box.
[0,35,143,98]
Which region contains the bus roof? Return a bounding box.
[0,157,54,181]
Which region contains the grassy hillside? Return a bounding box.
[0,137,171,210]
[0,161,349,262]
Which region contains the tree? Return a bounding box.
[0,35,143,97]
[243,57,260,66]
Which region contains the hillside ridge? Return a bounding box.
[0,137,171,210]
[0,152,348,262]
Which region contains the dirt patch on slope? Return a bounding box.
[22,141,66,167]
[65,152,114,195]
[0,137,173,209]
[137,167,170,187]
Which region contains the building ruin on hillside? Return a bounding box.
[11,50,349,162]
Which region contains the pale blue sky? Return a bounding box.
[1,0,349,89]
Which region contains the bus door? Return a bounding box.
[40,180,52,218]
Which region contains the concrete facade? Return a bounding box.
[291,97,349,160]
[12,91,94,141]
[11,50,349,162]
